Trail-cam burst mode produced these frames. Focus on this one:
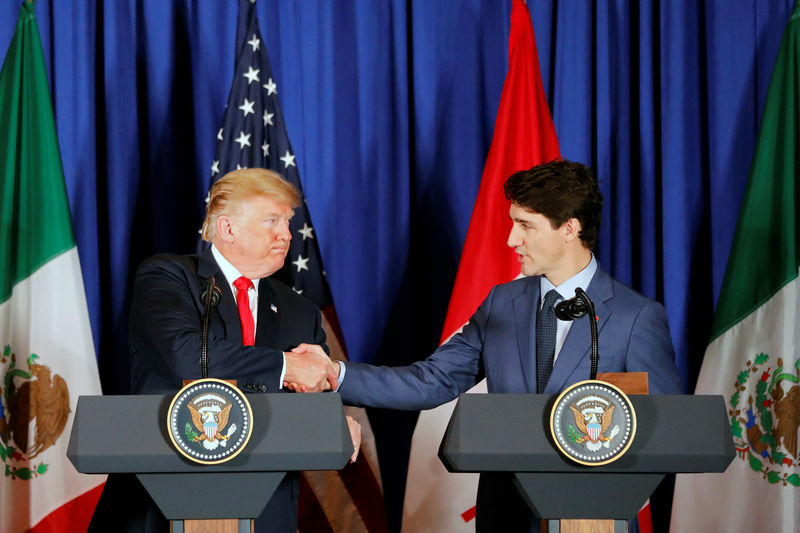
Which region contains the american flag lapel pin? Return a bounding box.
[270,303,278,313]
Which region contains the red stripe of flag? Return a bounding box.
[298,475,335,533]
[637,501,654,533]
[339,454,390,533]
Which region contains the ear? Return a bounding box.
[216,214,236,244]
[561,218,582,243]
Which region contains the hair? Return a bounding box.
[201,168,301,242]
[503,159,603,249]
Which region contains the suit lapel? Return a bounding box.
[255,278,279,347]
[513,279,540,393]
[198,247,239,343]
[545,267,614,393]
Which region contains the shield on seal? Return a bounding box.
[588,422,601,441]
[204,419,218,440]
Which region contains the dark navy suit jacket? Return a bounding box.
[91,247,327,533]
[339,266,681,531]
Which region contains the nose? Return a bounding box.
[277,219,292,241]
[507,224,520,248]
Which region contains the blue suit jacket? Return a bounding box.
[91,248,327,533]
[339,265,681,531]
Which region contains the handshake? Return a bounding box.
[283,343,341,393]
[283,344,359,463]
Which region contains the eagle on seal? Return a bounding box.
[187,395,235,450]
[570,402,615,449]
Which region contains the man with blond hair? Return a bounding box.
[90,168,346,532]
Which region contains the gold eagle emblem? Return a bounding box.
[569,394,620,451]
[186,393,237,450]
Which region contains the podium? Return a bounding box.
[439,394,734,532]
[67,393,353,532]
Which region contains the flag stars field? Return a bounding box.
[243,66,259,84]
[234,131,251,149]
[239,98,255,117]
[298,223,314,240]
[292,255,309,272]
[247,34,259,52]
[280,150,295,168]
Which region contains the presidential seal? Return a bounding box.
[729,353,800,487]
[550,380,636,466]
[167,378,253,465]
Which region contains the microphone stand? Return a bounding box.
[200,276,221,379]
[555,287,599,380]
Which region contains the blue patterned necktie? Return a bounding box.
[536,289,560,393]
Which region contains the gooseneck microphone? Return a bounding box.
[200,276,222,379]
[554,288,599,380]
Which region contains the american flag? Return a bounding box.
[209,2,330,305]
[208,2,388,532]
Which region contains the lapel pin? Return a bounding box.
[270,303,278,313]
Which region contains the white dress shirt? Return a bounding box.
[211,244,287,387]
[539,253,598,363]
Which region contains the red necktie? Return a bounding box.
[233,276,255,346]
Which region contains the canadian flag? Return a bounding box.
[402,0,559,531]
[401,1,656,531]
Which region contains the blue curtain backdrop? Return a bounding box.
[1,0,794,529]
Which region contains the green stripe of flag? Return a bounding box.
[709,2,800,342]
[0,1,75,304]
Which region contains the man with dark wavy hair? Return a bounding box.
[317,159,682,532]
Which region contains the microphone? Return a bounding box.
[555,293,590,320]
[201,277,222,307]
[554,288,600,380]
[200,276,221,379]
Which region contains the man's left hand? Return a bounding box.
[345,415,361,463]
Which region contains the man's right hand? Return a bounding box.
[283,343,338,392]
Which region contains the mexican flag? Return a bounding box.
[0,2,105,532]
[670,3,800,532]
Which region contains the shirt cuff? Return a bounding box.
[279,352,287,389]
[336,361,346,391]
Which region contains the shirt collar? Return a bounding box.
[540,253,598,305]
[211,244,260,296]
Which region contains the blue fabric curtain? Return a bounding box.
[1,0,795,528]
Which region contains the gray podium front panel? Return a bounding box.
[439,393,735,520]
[440,394,734,474]
[68,393,352,474]
[68,393,352,519]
